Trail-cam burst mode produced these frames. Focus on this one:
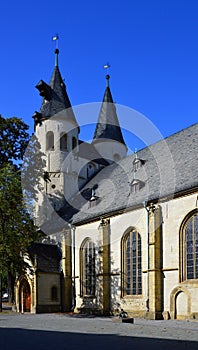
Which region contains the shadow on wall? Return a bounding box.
[78,245,124,315]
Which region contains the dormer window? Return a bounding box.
[89,188,98,208]
[32,111,42,127]
[36,80,52,101]
[130,179,144,194]
[133,157,145,172]
[130,179,140,193]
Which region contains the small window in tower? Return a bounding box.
[46,131,54,151]
[60,133,67,151]
[72,137,77,151]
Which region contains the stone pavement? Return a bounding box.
[0,313,198,350]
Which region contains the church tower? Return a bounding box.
[92,74,127,162]
[33,48,80,220]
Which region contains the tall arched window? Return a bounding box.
[60,133,67,150]
[121,228,142,296]
[180,210,198,281]
[80,238,96,297]
[46,131,54,151]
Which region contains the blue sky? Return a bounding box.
[1,0,198,151]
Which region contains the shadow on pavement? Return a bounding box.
[0,327,197,350]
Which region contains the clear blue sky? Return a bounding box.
[1,0,198,150]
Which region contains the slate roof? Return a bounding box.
[38,65,79,129]
[41,122,198,233]
[92,75,127,146]
[28,242,62,273]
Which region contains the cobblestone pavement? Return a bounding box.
[0,313,198,350]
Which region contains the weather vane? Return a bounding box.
[52,34,59,66]
[103,62,111,74]
[52,34,59,49]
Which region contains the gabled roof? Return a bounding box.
[28,242,61,273]
[40,122,198,233]
[92,75,126,146]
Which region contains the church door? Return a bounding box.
[19,279,31,313]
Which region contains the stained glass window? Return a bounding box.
[122,229,142,296]
[80,239,96,296]
[185,213,198,280]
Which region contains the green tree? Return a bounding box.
[0,165,38,302]
[0,115,41,308]
[0,115,29,166]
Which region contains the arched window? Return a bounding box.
[46,131,54,151]
[72,137,77,151]
[80,238,96,297]
[51,286,58,301]
[121,228,142,296]
[60,133,67,150]
[180,210,198,281]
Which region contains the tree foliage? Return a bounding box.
[0,115,29,166]
[0,165,38,272]
[0,115,40,303]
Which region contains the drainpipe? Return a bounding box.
[69,224,76,311]
[143,201,149,312]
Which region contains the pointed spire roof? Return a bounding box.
[93,75,126,146]
[37,49,79,129]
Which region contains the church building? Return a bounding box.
[15,48,198,320]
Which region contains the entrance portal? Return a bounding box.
[175,291,188,320]
[19,279,31,313]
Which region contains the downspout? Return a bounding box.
[143,201,149,312]
[69,224,76,311]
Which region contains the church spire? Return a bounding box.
[35,46,79,130]
[93,74,126,146]
[55,48,59,67]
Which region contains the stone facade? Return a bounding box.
[15,50,198,320]
[73,192,198,319]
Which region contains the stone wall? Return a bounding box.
[73,191,198,319]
